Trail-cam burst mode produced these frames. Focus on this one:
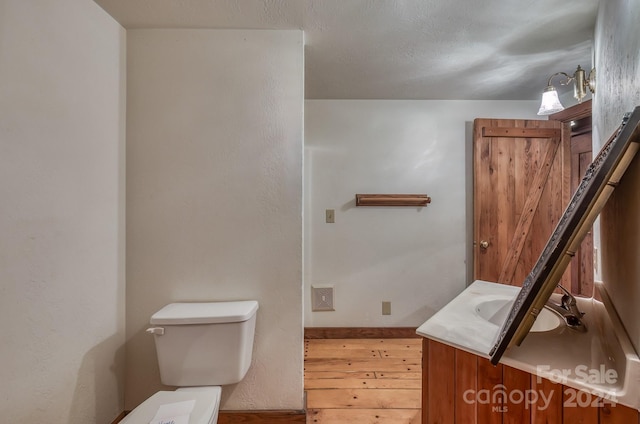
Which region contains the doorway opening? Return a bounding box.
[550,100,593,297]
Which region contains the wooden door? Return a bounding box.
[473,119,571,287]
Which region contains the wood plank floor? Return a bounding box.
[304,338,422,423]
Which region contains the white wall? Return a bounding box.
[305,100,539,327]
[593,0,640,353]
[126,29,304,411]
[0,1,126,422]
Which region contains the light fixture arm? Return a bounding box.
[546,71,574,88]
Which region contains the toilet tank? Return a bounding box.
[148,301,258,386]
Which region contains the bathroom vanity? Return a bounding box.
[417,280,640,423]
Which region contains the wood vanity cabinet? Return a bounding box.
[421,338,639,424]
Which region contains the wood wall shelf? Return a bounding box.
[355,194,431,207]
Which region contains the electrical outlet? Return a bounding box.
[325,209,335,223]
[382,301,391,315]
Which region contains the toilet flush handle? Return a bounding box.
[146,327,165,336]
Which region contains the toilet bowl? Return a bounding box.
[120,300,258,424]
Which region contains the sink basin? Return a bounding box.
[475,297,562,332]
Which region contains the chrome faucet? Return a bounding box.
[545,285,587,332]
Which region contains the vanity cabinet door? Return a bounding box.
[421,339,639,424]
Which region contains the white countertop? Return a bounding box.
[416,279,514,357]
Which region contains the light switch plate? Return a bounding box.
[325,209,335,223]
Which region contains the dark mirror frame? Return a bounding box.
[490,106,640,365]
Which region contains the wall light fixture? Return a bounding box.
[537,65,596,115]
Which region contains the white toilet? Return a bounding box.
[121,300,259,424]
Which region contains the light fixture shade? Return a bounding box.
[537,86,565,116]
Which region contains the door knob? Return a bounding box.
[479,240,489,249]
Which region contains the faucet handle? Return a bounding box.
[557,284,586,317]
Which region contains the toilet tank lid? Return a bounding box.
[150,301,259,325]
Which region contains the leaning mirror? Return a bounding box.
[490,106,640,364]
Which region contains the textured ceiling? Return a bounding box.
[94,0,599,100]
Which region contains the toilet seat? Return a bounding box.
[120,386,221,424]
